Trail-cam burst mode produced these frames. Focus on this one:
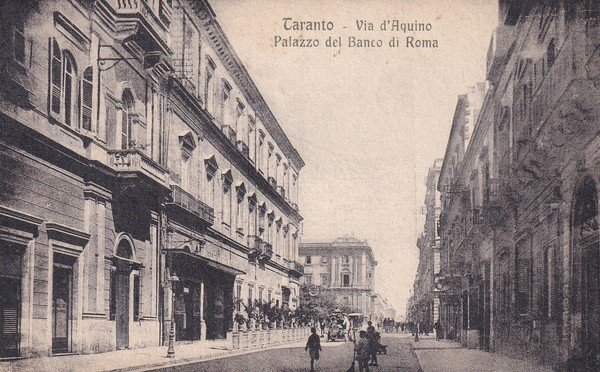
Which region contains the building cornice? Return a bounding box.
[186,0,304,171]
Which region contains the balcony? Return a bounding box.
[236,140,250,159]
[482,179,505,227]
[276,186,286,199]
[486,25,516,82]
[222,125,237,143]
[167,185,214,226]
[531,41,578,135]
[260,241,273,261]
[97,0,171,56]
[107,149,169,191]
[267,176,277,189]
[288,260,304,277]
[247,235,262,258]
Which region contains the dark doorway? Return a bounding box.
[115,270,130,349]
[52,264,72,354]
[175,280,201,341]
[572,176,600,366]
[0,248,22,357]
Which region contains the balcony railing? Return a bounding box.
[276,186,286,199]
[260,241,273,260]
[531,43,576,133]
[222,125,237,143]
[169,185,214,225]
[100,0,171,53]
[236,140,250,159]
[288,260,304,276]
[108,149,169,187]
[247,235,261,254]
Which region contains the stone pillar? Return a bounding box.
[200,280,206,341]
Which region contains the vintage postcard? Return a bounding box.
[0,0,597,371]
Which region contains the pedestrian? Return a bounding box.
[320,319,325,337]
[354,330,370,372]
[366,323,379,366]
[434,319,443,341]
[305,327,322,371]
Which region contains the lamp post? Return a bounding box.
[167,267,179,358]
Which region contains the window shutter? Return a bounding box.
[49,38,62,116]
[81,67,93,131]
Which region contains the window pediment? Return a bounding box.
[204,155,218,176]
[179,131,197,157]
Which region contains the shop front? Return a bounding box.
[167,249,242,342]
[0,243,23,358]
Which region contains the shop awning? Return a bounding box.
[166,247,245,276]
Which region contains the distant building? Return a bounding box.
[409,159,443,333]
[299,236,380,319]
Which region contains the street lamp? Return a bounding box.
[167,268,180,358]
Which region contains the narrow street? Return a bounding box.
[151,335,421,372]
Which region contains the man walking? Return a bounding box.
[305,327,322,371]
[366,323,380,367]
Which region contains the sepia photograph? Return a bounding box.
[0,0,598,371]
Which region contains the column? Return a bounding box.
[200,280,206,341]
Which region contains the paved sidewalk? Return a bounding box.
[0,339,333,372]
[411,336,552,372]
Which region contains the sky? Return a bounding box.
[211,0,498,317]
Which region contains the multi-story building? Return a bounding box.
[0,0,303,359]
[410,159,443,334]
[428,1,600,369]
[299,236,378,319]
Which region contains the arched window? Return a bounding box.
[80,66,93,131]
[121,90,135,149]
[63,52,76,126]
[116,238,133,260]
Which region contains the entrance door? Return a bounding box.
[52,265,72,353]
[0,250,22,358]
[572,176,600,366]
[115,271,130,349]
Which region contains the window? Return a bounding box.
[222,176,232,227]
[205,157,218,207]
[342,273,350,287]
[222,80,232,122]
[547,39,556,69]
[236,283,242,311]
[63,53,75,126]
[305,256,312,265]
[247,196,256,236]
[205,58,215,112]
[516,237,531,315]
[321,274,329,287]
[258,287,263,302]
[121,90,135,149]
[268,290,272,304]
[258,131,265,171]
[48,41,78,127]
[304,275,312,285]
[80,67,93,131]
[235,184,245,233]
[235,99,244,124]
[248,286,253,308]
[258,204,266,239]
[12,20,27,66]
